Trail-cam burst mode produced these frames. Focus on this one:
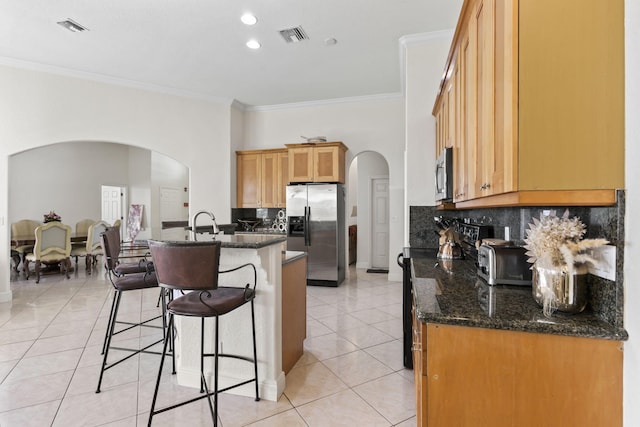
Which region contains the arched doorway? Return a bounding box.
[347,151,390,272]
[8,141,189,243]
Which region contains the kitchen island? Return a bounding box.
[171,233,292,402]
[410,248,627,427]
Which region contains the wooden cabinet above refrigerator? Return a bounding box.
[285,141,348,184]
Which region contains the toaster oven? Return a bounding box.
[477,244,532,286]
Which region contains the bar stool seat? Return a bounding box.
[114,260,153,275]
[147,239,259,427]
[167,287,255,317]
[113,271,159,291]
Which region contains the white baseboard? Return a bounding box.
[0,290,12,302]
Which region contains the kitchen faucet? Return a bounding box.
[191,210,220,240]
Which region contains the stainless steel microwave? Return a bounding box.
[435,147,453,202]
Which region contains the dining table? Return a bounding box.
[10,232,88,247]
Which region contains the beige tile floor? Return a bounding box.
[1,262,415,426]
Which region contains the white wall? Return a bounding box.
[150,150,190,238]
[243,96,405,280]
[347,157,359,226]
[127,146,152,240]
[8,141,130,226]
[624,1,639,425]
[0,64,232,302]
[230,104,245,208]
[403,32,454,245]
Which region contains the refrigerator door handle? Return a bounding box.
[305,206,311,246]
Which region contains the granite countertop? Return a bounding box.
[189,233,286,249]
[411,248,628,341]
[235,229,286,235]
[282,251,306,265]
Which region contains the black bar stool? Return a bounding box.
[147,239,259,427]
[96,227,166,393]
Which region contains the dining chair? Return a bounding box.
[71,218,96,253]
[70,220,109,272]
[147,240,259,426]
[10,219,42,272]
[24,222,72,283]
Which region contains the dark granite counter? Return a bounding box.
[282,251,306,265]
[411,249,628,341]
[235,229,286,236]
[190,233,286,249]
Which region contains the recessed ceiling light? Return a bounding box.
[57,18,88,32]
[246,40,261,49]
[241,13,258,25]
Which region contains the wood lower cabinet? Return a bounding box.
[237,149,288,208]
[413,321,623,427]
[434,0,624,208]
[282,255,306,374]
[286,141,348,184]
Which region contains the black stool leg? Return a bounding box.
[214,315,219,427]
[148,313,174,427]
[251,300,260,401]
[200,317,205,393]
[102,289,119,355]
[202,318,216,425]
[97,290,122,393]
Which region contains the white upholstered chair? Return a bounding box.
[25,222,72,283]
[11,219,42,272]
[71,220,109,272]
[72,218,96,253]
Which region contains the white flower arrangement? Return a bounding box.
[524,210,608,274]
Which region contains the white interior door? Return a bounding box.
[101,185,123,225]
[371,177,389,269]
[102,185,124,241]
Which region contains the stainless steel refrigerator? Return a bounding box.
[286,183,345,287]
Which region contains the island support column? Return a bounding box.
[173,243,285,401]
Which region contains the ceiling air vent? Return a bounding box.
[279,26,309,43]
[57,19,88,32]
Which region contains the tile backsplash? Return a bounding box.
[231,208,287,232]
[409,190,626,329]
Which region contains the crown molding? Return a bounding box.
[245,92,403,112]
[0,56,233,105]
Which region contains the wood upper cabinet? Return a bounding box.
[415,323,622,426]
[237,151,261,208]
[287,146,315,182]
[237,148,288,208]
[286,141,348,183]
[433,0,624,208]
[277,150,289,206]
